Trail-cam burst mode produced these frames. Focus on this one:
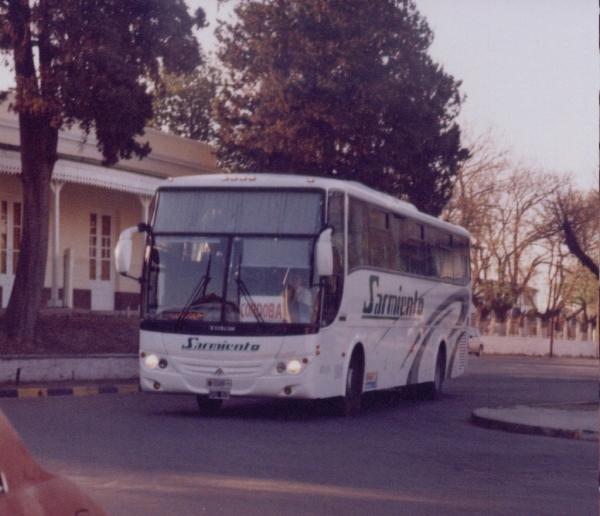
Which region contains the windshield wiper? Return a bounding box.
[236,254,265,325]
[176,253,212,327]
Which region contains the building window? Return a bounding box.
[1,201,22,275]
[90,213,112,281]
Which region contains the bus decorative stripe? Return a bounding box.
[406,290,470,384]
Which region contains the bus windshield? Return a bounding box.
[145,189,324,327]
[153,189,322,234]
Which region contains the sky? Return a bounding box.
[0,0,597,189]
[415,0,598,189]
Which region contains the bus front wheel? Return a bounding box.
[331,352,363,417]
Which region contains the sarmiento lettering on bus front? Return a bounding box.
[362,275,424,320]
[183,338,260,351]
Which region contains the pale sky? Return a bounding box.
[1,0,597,188]
[415,0,598,189]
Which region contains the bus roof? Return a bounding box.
[159,173,469,238]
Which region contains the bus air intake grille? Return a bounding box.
[177,360,264,377]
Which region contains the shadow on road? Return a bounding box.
[151,386,434,421]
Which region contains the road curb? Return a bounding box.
[0,383,140,399]
[471,405,599,441]
[0,355,138,384]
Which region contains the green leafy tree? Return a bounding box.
[215,0,469,215]
[0,0,206,347]
[152,65,217,141]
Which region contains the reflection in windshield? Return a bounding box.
[147,236,319,325]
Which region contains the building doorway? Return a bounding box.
[89,212,114,310]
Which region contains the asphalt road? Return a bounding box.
[1,355,597,516]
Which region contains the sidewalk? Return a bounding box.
[472,401,599,441]
[0,354,138,384]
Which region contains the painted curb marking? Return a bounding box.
[0,384,140,399]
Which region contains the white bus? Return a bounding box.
[116,174,471,416]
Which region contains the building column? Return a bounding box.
[49,181,64,307]
[139,195,152,224]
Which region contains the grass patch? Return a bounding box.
[0,310,139,355]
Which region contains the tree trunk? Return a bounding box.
[3,111,58,346]
[562,217,599,279]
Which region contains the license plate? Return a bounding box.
[207,378,232,399]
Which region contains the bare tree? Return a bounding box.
[536,233,584,321]
[443,126,510,230]
[545,184,599,279]
[542,181,598,341]
[443,128,509,322]
[446,126,597,336]
[445,138,567,325]
[562,267,598,334]
[482,167,566,321]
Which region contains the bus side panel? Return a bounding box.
[338,270,431,392]
[447,326,469,379]
[337,270,469,392]
[404,284,470,385]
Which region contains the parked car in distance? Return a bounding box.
[468,327,484,356]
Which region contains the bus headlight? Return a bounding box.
[276,358,307,375]
[286,359,303,375]
[144,354,160,370]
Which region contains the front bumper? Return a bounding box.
[139,353,318,399]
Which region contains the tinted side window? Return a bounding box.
[348,195,468,283]
[369,206,393,269]
[348,197,369,270]
[403,222,427,276]
[454,235,471,284]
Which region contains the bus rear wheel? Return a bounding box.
[420,347,445,401]
[331,352,363,417]
[196,395,223,416]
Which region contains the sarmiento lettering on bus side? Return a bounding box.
[183,339,260,351]
[362,275,424,320]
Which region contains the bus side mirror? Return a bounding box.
[316,228,334,277]
[115,225,145,277]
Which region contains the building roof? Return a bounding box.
[0,100,219,196]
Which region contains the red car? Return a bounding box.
[0,409,108,515]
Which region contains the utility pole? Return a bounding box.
[549,315,554,358]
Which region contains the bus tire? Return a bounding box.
[421,347,445,401]
[332,351,364,417]
[196,395,223,416]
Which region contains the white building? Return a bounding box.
[0,101,218,311]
